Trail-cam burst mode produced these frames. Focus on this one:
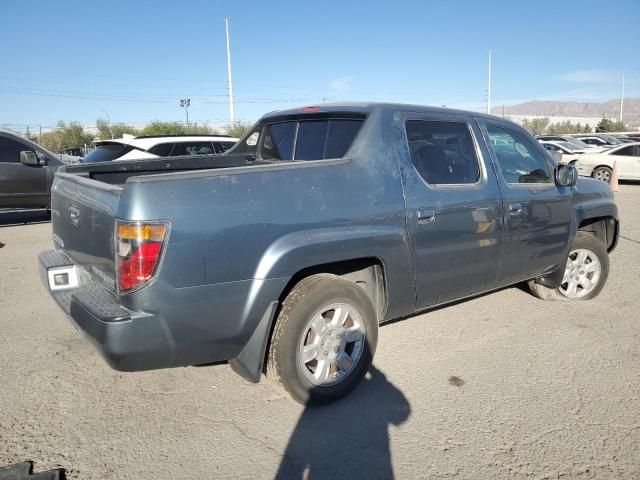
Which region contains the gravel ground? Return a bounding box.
[1,184,639,479]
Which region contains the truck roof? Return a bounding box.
[261,102,508,123]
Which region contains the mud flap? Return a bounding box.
[228,301,279,383]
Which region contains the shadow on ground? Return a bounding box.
[275,366,410,480]
[0,209,50,228]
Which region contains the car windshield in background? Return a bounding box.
[558,141,583,151]
[82,143,134,163]
[260,119,363,161]
[602,135,623,144]
[566,137,590,148]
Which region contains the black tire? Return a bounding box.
[591,166,612,184]
[528,231,609,301]
[267,274,378,405]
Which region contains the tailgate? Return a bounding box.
[51,172,122,292]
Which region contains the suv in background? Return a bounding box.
[82,134,239,163]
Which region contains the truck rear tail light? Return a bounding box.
[116,221,169,292]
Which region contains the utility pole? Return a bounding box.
[487,50,492,115]
[180,99,191,126]
[225,18,236,124]
[101,109,113,139]
[619,74,625,123]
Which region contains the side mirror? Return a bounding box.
[19,150,39,166]
[556,164,578,187]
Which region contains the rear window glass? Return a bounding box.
[217,141,236,152]
[260,119,363,161]
[82,144,133,163]
[262,123,296,160]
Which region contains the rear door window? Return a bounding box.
[405,120,480,184]
[171,142,216,156]
[615,146,634,156]
[148,143,175,157]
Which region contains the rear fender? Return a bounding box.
[229,225,413,383]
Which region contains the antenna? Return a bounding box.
[225,18,235,124]
[487,50,492,114]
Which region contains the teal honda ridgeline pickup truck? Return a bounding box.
[39,103,618,404]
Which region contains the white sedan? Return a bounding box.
[539,141,585,165]
[575,143,640,182]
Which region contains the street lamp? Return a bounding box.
[179,99,190,127]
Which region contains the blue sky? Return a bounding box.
[1,0,638,131]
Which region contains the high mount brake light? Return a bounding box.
[300,106,320,113]
[116,221,168,292]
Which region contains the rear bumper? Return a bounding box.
[38,250,173,371]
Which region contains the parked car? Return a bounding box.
[613,136,637,144]
[536,135,604,152]
[81,135,239,163]
[574,134,623,148]
[538,140,585,165]
[575,142,640,182]
[39,103,618,405]
[0,128,68,209]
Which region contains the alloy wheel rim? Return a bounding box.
[559,248,601,298]
[594,169,611,182]
[297,303,365,387]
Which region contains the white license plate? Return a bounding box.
[48,265,79,291]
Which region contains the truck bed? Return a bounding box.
[63,154,269,185]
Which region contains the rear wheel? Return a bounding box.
[528,231,609,301]
[267,274,378,405]
[591,166,612,183]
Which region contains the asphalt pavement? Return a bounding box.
[1,185,639,479]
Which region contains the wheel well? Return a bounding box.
[260,258,387,376]
[578,217,617,251]
[591,165,612,173]
[279,258,387,321]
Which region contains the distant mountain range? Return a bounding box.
[492,99,640,127]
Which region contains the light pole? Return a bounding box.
[180,98,190,127]
[224,18,235,124]
[100,109,113,139]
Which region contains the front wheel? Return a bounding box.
[591,166,612,183]
[528,231,609,301]
[267,274,378,405]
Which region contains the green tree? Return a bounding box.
[225,122,252,139]
[596,117,615,132]
[37,121,94,153]
[521,117,550,135]
[595,118,628,132]
[96,118,139,140]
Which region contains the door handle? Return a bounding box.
[508,203,522,216]
[417,208,436,224]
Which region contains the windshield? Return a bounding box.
[82,143,134,163]
[601,135,622,145]
[557,141,583,151]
